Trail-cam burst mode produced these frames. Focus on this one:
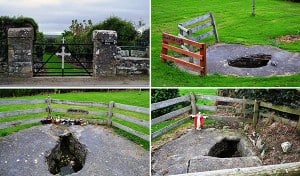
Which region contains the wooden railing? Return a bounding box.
[161,33,207,76]
[0,97,150,141]
[178,12,219,44]
[152,94,300,139]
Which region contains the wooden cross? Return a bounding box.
[56,37,71,76]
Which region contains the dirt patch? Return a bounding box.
[245,120,300,165]
[279,35,300,43]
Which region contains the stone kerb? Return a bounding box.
[7,27,34,77]
[92,30,118,76]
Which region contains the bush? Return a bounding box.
[151,89,190,119]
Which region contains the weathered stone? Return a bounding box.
[7,27,33,77]
[281,141,292,153]
[92,30,118,76]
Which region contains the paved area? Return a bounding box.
[0,76,149,87]
[151,128,261,176]
[0,125,149,176]
[178,44,300,76]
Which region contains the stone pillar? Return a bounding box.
[92,30,117,76]
[7,27,34,77]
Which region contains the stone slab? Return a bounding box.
[0,125,149,176]
[151,128,259,176]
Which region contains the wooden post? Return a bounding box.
[190,93,197,114]
[252,0,256,16]
[297,116,300,135]
[46,95,52,119]
[107,101,114,126]
[161,34,168,63]
[200,43,207,76]
[253,99,259,130]
[210,12,220,42]
[243,96,246,118]
[188,29,194,63]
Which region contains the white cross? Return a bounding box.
[56,37,71,70]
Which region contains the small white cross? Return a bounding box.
[61,37,65,44]
[56,44,71,70]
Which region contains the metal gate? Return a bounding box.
[32,38,93,77]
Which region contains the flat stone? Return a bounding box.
[0,125,148,176]
[152,128,259,175]
[188,156,262,173]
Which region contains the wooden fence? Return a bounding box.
[161,33,207,76]
[178,12,219,44]
[0,97,150,141]
[152,93,300,139]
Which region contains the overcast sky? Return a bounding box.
[0,0,149,35]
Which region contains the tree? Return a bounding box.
[89,17,138,46]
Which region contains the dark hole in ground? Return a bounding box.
[208,138,242,158]
[228,54,271,68]
[46,132,87,175]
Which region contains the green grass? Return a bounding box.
[151,0,300,87]
[42,53,90,76]
[0,90,150,150]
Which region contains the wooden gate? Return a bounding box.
[161,33,207,76]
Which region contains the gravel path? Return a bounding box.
[0,76,149,87]
[178,44,300,76]
[0,125,149,176]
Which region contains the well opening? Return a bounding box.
[228,54,271,68]
[46,132,87,175]
[208,138,242,158]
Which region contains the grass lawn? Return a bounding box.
[42,54,91,76]
[0,90,150,150]
[151,0,300,87]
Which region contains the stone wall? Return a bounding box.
[7,27,34,77]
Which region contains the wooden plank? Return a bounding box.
[191,21,212,33]
[107,101,114,126]
[161,54,204,71]
[178,24,189,33]
[0,108,45,118]
[192,30,215,41]
[52,99,108,108]
[210,12,220,42]
[114,113,149,127]
[0,99,44,105]
[112,121,149,141]
[260,101,300,116]
[197,105,217,112]
[253,100,259,129]
[114,103,149,114]
[162,33,205,48]
[151,95,190,111]
[180,13,211,27]
[0,118,43,130]
[171,162,300,176]
[152,106,191,125]
[190,93,197,114]
[162,43,203,60]
[152,116,190,139]
[260,112,297,127]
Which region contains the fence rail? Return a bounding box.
[161,33,207,76]
[152,93,300,139]
[0,97,150,141]
[178,12,219,43]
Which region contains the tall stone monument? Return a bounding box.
[92,30,117,76]
[7,27,34,77]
